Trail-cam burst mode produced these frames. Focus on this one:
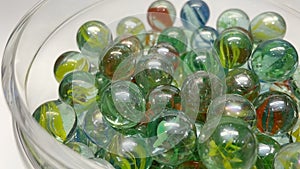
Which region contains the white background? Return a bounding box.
[0,0,300,169]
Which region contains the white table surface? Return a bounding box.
[1,0,300,169]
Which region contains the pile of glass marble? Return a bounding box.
[32,0,300,168]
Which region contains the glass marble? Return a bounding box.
[274,142,300,169]
[53,51,90,83]
[32,99,77,143]
[216,8,250,33]
[147,0,176,32]
[144,85,181,122]
[148,42,180,69]
[180,0,210,30]
[157,26,188,54]
[114,35,143,57]
[98,43,132,79]
[250,12,286,43]
[151,110,197,166]
[66,141,95,159]
[190,26,219,49]
[82,104,115,147]
[104,135,153,169]
[254,91,299,136]
[76,20,112,62]
[208,94,256,127]
[226,68,261,101]
[181,71,225,122]
[256,133,281,169]
[59,71,98,116]
[116,16,146,41]
[134,53,174,96]
[198,116,257,169]
[249,39,298,82]
[143,31,160,50]
[100,80,146,129]
[269,79,300,103]
[214,27,253,69]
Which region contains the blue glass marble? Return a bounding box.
[180,0,210,30]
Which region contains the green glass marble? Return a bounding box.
[254,91,299,136]
[216,8,250,33]
[76,20,112,60]
[151,110,197,166]
[157,26,188,54]
[94,72,111,98]
[256,133,281,169]
[198,116,257,169]
[116,16,146,41]
[99,43,132,79]
[59,71,98,116]
[32,99,77,143]
[274,142,300,169]
[100,80,146,129]
[249,39,298,82]
[181,71,225,122]
[208,94,256,127]
[214,27,253,69]
[226,68,261,101]
[144,85,181,122]
[104,135,153,169]
[66,141,95,159]
[134,54,174,96]
[181,49,206,73]
[250,12,286,43]
[53,51,90,83]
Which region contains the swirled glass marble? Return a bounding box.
[76,20,112,60]
[100,80,146,129]
[249,39,298,82]
[104,135,153,169]
[190,26,218,49]
[99,43,132,79]
[157,26,188,54]
[198,116,257,169]
[180,0,210,30]
[32,99,77,143]
[147,0,176,32]
[216,8,250,33]
[151,110,197,166]
[274,142,300,169]
[214,27,253,69]
[59,71,98,115]
[250,12,286,43]
[254,91,298,136]
[116,16,146,42]
[53,51,90,83]
[226,68,260,101]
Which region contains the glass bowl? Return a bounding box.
[2,0,300,168]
